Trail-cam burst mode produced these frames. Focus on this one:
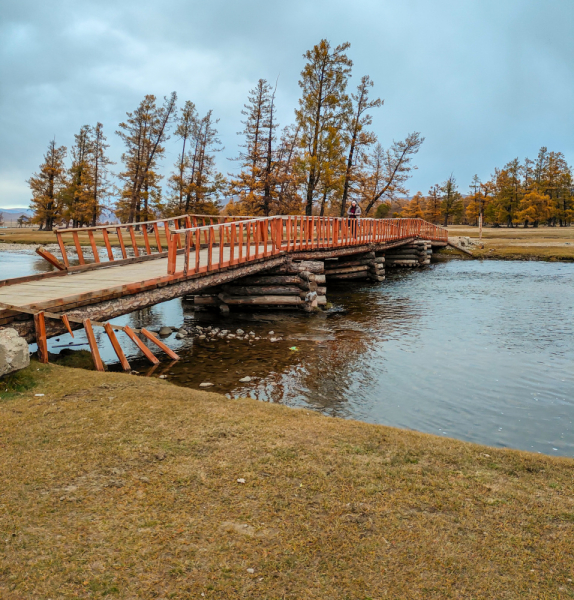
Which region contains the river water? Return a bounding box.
[2,248,573,457]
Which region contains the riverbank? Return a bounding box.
[1,363,573,598]
[447,224,574,261]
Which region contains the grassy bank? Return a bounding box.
[1,363,573,598]
[448,224,574,261]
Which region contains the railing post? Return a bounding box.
[167,233,177,275]
[56,232,70,268]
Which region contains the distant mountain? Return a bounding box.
[0,208,33,224]
[1,208,33,215]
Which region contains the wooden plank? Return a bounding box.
[88,231,100,263]
[102,228,114,261]
[73,232,85,264]
[153,223,163,252]
[128,226,140,257]
[56,232,70,268]
[123,325,159,365]
[104,322,130,371]
[218,293,302,305]
[83,318,105,372]
[35,247,67,271]
[142,226,152,255]
[33,311,49,364]
[140,328,180,360]
[116,227,127,259]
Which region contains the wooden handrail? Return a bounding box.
[165,216,448,276]
[51,213,258,268]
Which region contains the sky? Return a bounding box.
[1,0,573,208]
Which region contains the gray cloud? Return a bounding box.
[1,0,573,207]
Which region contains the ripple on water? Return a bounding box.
[5,251,574,457]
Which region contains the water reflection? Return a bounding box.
[2,250,573,457]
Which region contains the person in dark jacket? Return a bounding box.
[347,201,361,236]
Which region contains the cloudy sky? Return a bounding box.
[1,0,573,208]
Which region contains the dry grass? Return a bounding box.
[1,362,574,599]
[448,225,574,261]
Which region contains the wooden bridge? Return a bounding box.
[0,215,448,371]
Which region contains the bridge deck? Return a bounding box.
[0,243,272,311]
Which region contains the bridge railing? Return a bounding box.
[52,213,254,268]
[167,216,448,276]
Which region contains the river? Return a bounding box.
[2,248,573,457]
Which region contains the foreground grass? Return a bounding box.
[1,363,573,599]
[448,224,574,261]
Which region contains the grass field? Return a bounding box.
[448,224,574,261]
[1,362,573,599]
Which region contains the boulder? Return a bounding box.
[0,328,30,377]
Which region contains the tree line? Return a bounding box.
[398,148,573,227]
[28,40,424,230]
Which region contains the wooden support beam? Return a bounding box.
[33,311,49,364]
[123,325,160,365]
[83,318,105,372]
[61,314,74,338]
[35,247,67,270]
[140,328,180,361]
[104,323,130,371]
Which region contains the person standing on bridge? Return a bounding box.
[347,200,361,236]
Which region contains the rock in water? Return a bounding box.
[199,382,214,388]
[158,327,173,336]
[239,376,252,383]
[0,328,30,377]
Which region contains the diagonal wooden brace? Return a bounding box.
[83,318,105,372]
[140,329,180,361]
[123,325,160,365]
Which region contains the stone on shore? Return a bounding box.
[0,328,30,377]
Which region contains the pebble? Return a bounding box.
[199,382,214,388]
[158,326,173,336]
[247,568,255,574]
[159,375,168,379]
[239,376,252,383]
[227,334,236,339]
[249,331,255,336]
[270,337,279,343]
[255,337,260,340]
[177,328,187,335]
[237,478,246,484]
[175,333,185,339]
[236,329,245,335]
[198,335,206,340]
[269,331,275,335]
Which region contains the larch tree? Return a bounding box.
[402,192,425,218]
[440,174,463,226]
[274,124,304,214]
[296,39,353,216]
[28,139,68,231]
[491,159,523,227]
[90,122,113,226]
[184,110,224,214]
[230,79,278,215]
[117,92,177,223]
[167,101,199,215]
[424,184,442,224]
[340,75,382,216]
[359,133,424,216]
[63,125,94,227]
